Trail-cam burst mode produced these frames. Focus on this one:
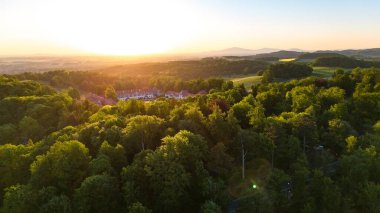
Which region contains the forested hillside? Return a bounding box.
[313,56,380,68]
[12,58,268,96]
[260,63,313,83]
[0,68,380,212]
[97,58,269,79]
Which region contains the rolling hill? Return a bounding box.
[314,48,380,59]
[204,47,280,57]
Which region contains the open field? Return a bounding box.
[312,66,351,78]
[279,58,296,62]
[228,75,262,89]
[228,66,349,88]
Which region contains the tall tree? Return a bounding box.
[74,174,122,213]
[30,140,90,193]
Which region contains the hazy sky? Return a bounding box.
[1,0,380,55]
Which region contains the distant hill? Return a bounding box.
[287,48,308,52]
[253,50,304,59]
[222,50,305,61]
[98,58,269,79]
[295,49,380,63]
[296,53,345,62]
[315,48,380,59]
[215,48,380,61]
[2,48,380,74]
[204,47,280,57]
[313,55,380,68]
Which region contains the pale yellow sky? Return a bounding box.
[1,0,380,56]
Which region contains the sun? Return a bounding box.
[32,0,201,56]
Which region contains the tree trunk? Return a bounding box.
[241,139,245,180]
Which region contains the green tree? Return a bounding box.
[290,157,310,211]
[117,99,145,116]
[237,190,273,213]
[322,119,356,155]
[289,113,318,152]
[123,115,165,153]
[146,101,171,118]
[229,101,253,129]
[0,144,33,196]
[122,131,211,213]
[309,170,341,212]
[287,85,316,112]
[177,106,207,136]
[249,104,266,131]
[30,140,90,193]
[316,87,345,111]
[234,129,273,162]
[105,86,117,101]
[338,148,376,195]
[39,194,72,213]
[127,202,152,213]
[19,116,43,140]
[122,151,153,208]
[98,141,128,173]
[207,106,234,143]
[266,169,291,212]
[1,184,36,213]
[145,151,190,212]
[207,142,234,177]
[67,87,80,100]
[88,154,114,175]
[255,86,288,115]
[358,182,380,213]
[262,70,274,83]
[74,174,122,213]
[200,200,222,213]
[0,124,18,144]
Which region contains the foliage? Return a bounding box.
[263,63,313,80]
[313,55,380,68]
[1,67,380,212]
[73,174,122,213]
[30,140,91,193]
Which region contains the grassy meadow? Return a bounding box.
[279,58,296,62]
[229,75,262,89]
[312,66,351,78]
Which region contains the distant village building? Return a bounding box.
[164,91,178,99]
[164,90,194,99]
[86,93,116,105]
[179,90,191,99]
[117,88,160,100]
[87,88,205,105]
[119,88,196,100]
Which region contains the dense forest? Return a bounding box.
[13,62,313,97]
[313,56,380,68]
[0,67,380,212]
[96,58,269,79]
[13,70,232,95]
[12,58,268,96]
[260,63,313,83]
[296,53,344,61]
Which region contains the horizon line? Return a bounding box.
[1,46,380,58]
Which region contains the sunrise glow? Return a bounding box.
[54,1,200,55]
[0,0,203,55]
[1,0,380,55]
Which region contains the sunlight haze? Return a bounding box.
[1,0,380,55]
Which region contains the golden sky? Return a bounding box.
[1,0,380,56]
